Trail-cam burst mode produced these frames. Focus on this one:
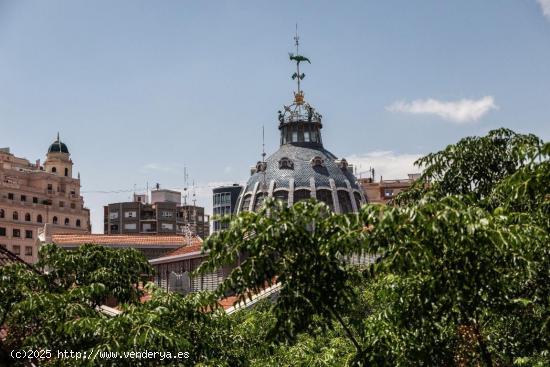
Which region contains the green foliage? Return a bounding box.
[37,243,154,305]
[198,199,364,346]
[395,128,543,205]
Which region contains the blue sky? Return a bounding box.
[1,0,549,233]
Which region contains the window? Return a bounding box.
[70,203,75,209]
[8,193,14,200]
[161,223,174,230]
[0,244,6,249]
[64,218,70,226]
[161,211,173,218]
[21,195,26,202]
[47,184,53,191]
[253,193,265,211]
[293,189,311,204]
[0,227,6,236]
[59,201,64,208]
[0,209,4,218]
[110,224,119,231]
[37,214,43,223]
[273,190,289,205]
[337,190,353,214]
[13,211,18,220]
[124,223,137,230]
[292,131,298,142]
[109,212,119,220]
[12,229,20,238]
[13,245,20,255]
[25,230,33,239]
[241,195,252,212]
[25,246,33,256]
[279,157,294,169]
[25,213,31,222]
[76,219,81,227]
[64,168,69,177]
[33,197,38,204]
[124,211,137,218]
[316,189,334,211]
[142,223,152,232]
[52,167,57,173]
[304,131,310,142]
[53,216,58,224]
[310,156,324,167]
[384,189,394,198]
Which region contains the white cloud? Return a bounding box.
[347,151,423,181]
[386,96,497,123]
[538,0,550,20]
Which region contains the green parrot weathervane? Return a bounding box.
[289,24,309,103]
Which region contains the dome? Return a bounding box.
[48,134,69,154]
[236,35,366,214]
[238,143,365,214]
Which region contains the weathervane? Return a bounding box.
[288,24,310,105]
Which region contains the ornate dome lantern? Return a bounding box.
[236,30,366,214]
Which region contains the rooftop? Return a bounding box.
[51,234,192,247]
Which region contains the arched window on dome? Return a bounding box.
[53,216,58,225]
[76,219,81,227]
[354,192,363,209]
[255,161,267,173]
[52,167,57,173]
[37,214,43,223]
[293,189,311,204]
[64,218,70,226]
[310,156,324,167]
[316,189,334,211]
[253,192,265,211]
[0,209,4,218]
[241,195,252,212]
[273,190,289,206]
[13,211,18,221]
[336,159,349,171]
[64,168,69,177]
[338,190,353,213]
[278,157,294,169]
[25,213,31,222]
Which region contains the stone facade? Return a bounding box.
[0,138,91,264]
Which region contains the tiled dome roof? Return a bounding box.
[48,134,69,154]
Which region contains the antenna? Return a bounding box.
[183,166,189,205]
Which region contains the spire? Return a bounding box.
[57,132,60,142]
[289,24,310,105]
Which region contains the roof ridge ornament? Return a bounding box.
[288,24,310,105]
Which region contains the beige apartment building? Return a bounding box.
[0,135,90,263]
[359,173,421,204]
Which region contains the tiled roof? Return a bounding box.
[244,144,360,193]
[52,234,191,246]
[164,242,203,257]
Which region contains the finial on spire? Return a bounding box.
[57,132,60,142]
[289,24,310,105]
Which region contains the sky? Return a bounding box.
[0,0,549,233]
